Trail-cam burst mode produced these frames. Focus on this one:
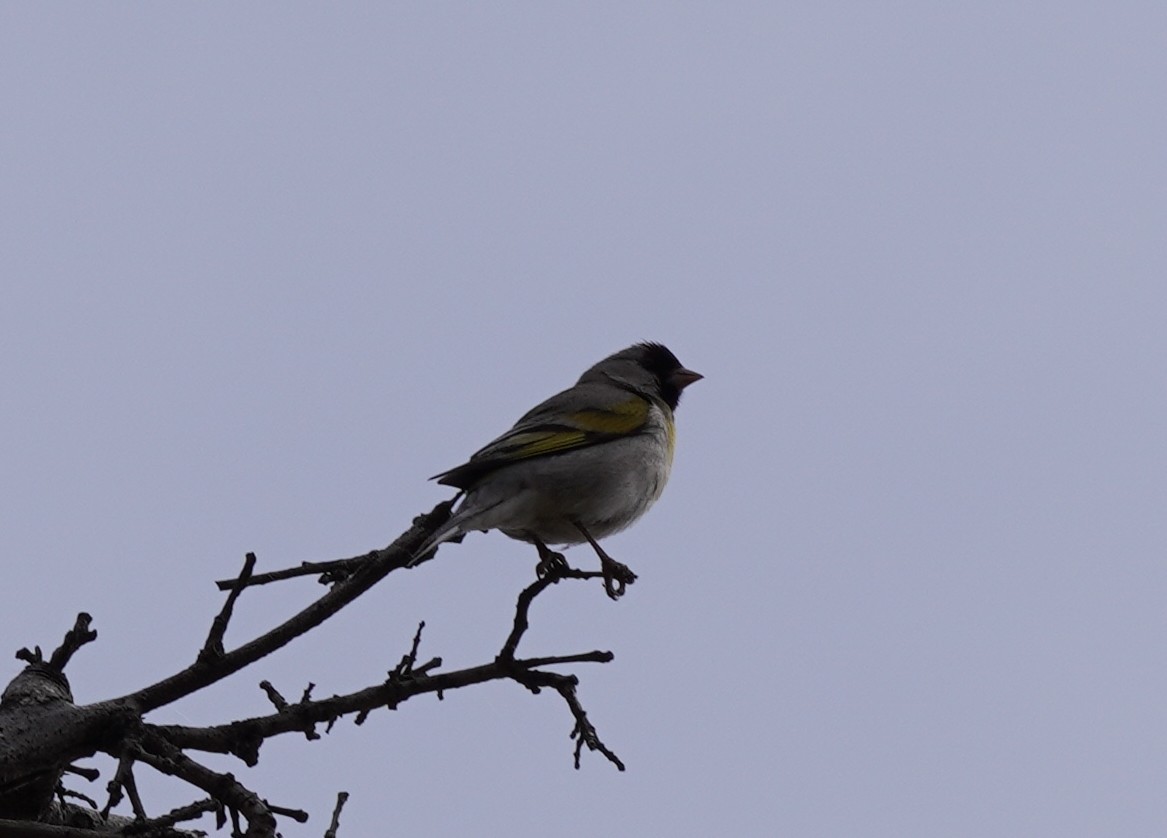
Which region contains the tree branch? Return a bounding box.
[1,497,631,832]
[213,557,366,591]
[14,613,97,675]
[200,553,256,662]
[323,791,348,838]
[120,500,454,713]
[121,797,221,835]
[155,563,621,770]
[133,730,278,838]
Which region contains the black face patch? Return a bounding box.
[584,342,693,411]
[635,342,683,378]
[634,342,686,410]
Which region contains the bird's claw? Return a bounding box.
[601,557,637,600]
[535,549,569,579]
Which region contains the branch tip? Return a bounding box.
[200,554,257,662]
[324,790,350,838]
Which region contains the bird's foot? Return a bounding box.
[534,544,570,579]
[600,556,638,600]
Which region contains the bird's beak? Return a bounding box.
[671,367,703,389]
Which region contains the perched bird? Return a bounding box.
[410,342,702,598]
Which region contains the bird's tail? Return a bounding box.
[406,491,511,568]
[406,519,465,567]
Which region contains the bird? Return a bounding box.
[410,342,702,599]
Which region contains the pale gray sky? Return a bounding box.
[2,4,1164,836]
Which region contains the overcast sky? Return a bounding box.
[2,4,1164,836]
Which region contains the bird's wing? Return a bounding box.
[431,383,651,489]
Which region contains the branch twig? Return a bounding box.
[200,553,256,662]
[214,558,363,592]
[120,797,221,835]
[14,613,97,675]
[323,791,349,838]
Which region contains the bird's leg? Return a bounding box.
[529,533,569,579]
[572,521,638,600]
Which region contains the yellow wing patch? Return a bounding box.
[471,397,649,465]
[566,397,649,434]
[500,429,590,458]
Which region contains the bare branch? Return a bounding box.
[200,553,256,662]
[121,500,454,714]
[155,566,621,770]
[52,787,96,811]
[258,681,288,713]
[61,765,100,782]
[133,731,276,838]
[101,746,147,821]
[13,614,97,676]
[558,678,625,771]
[499,563,605,662]
[323,791,348,838]
[265,801,308,824]
[517,651,613,668]
[49,615,98,673]
[121,797,221,834]
[13,646,43,666]
[392,621,426,678]
[214,558,362,592]
[2,495,631,833]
